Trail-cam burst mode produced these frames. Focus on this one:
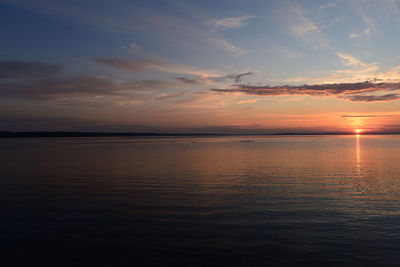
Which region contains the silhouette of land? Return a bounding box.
[1,131,399,138]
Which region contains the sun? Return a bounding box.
[354,129,363,134]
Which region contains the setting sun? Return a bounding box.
[354,129,363,134]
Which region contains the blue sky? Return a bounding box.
[2,0,400,133]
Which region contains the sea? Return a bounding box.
[1,135,400,266]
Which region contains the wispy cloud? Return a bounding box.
[207,15,255,29]
[320,2,337,9]
[336,53,365,67]
[236,99,258,104]
[2,1,247,57]
[155,92,186,100]
[333,52,379,79]
[95,43,221,78]
[210,38,248,56]
[355,5,376,33]
[275,46,302,59]
[346,0,376,43]
[348,27,372,39]
[96,44,254,82]
[286,2,326,47]
[95,57,220,78]
[289,53,383,84]
[328,53,400,83]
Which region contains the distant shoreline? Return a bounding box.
[1,131,400,138]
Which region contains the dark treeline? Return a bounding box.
[0,132,225,138]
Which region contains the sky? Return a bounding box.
[2,0,400,133]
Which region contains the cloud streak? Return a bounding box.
[0,60,63,79]
[210,38,248,56]
[342,114,400,118]
[95,44,221,78]
[342,93,400,102]
[207,15,255,29]
[0,60,210,106]
[210,81,400,102]
[286,2,326,48]
[219,72,253,84]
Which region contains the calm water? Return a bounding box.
[1,135,400,266]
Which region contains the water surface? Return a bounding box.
[1,135,400,266]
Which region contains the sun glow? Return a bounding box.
[354,129,363,134]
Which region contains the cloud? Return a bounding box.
[210,38,248,56]
[97,44,252,81]
[95,44,220,78]
[355,5,376,33]
[348,27,372,39]
[292,18,318,36]
[336,53,365,67]
[0,75,122,100]
[294,53,382,84]
[96,56,220,77]
[0,76,199,100]
[209,52,400,103]
[320,2,337,9]
[174,77,199,84]
[0,60,208,105]
[341,93,400,102]
[275,47,302,59]
[0,60,63,79]
[220,72,253,84]
[207,15,255,29]
[286,2,326,47]
[155,92,186,100]
[236,99,258,104]
[2,1,248,57]
[341,114,400,118]
[95,43,222,78]
[233,72,253,83]
[0,60,261,108]
[95,57,165,72]
[210,81,400,102]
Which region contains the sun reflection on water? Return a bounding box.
[355,134,361,177]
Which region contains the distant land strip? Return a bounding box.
[1,131,400,138]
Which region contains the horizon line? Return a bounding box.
[1,131,400,138]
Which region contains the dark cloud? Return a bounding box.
[0,60,63,79]
[174,77,199,84]
[0,76,195,100]
[155,92,186,100]
[234,72,253,83]
[341,94,400,102]
[341,114,400,118]
[214,71,254,83]
[0,60,199,103]
[0,76,122,99]
[210,81,400,102]
[95,57,165,72]
[224,72,253,83]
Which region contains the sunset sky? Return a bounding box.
[2,0,400,133]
